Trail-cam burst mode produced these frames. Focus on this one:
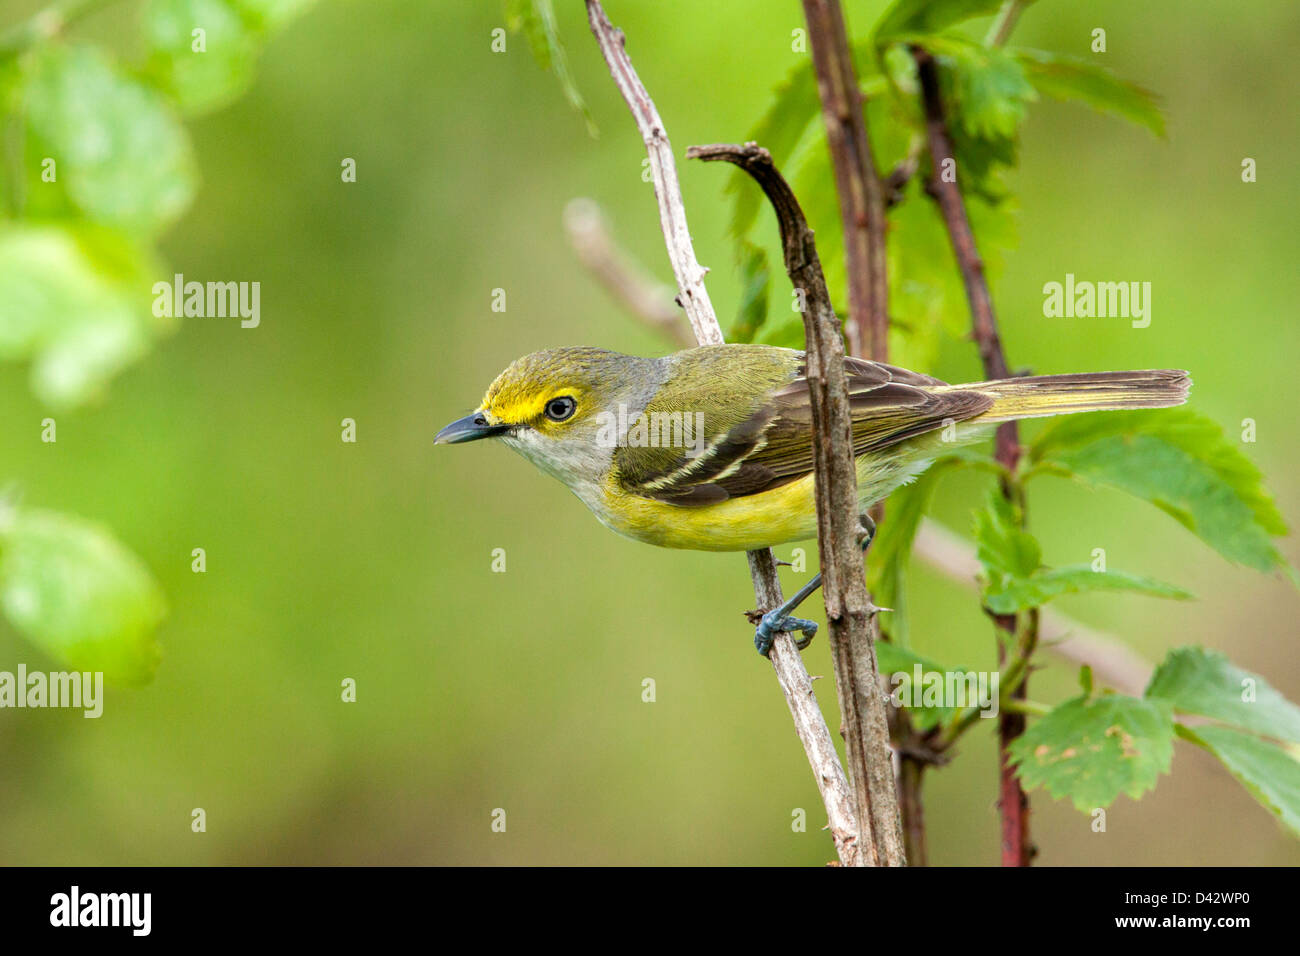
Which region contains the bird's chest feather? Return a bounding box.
[590,452,935,552]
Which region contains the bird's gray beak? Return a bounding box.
[435,412,509,445]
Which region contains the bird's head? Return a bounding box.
[436,347,663,492]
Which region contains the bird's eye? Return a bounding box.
[544,396,577,422]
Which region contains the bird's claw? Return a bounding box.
[754,610,818,657]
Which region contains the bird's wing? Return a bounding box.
[615,356,993,506]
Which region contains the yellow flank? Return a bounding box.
[597,439,942,552]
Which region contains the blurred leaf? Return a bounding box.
[973,489,1039,577]
[727,62,820,240]
[505,0,595,136]
[984,564,1191,615]
[0,508,165,685]
[1009,694,1175,812]
[22,44,197,235]
[144,0,264,116]
[876,641,964,731]
[1015,48,1164,137]
[1147,647,1300,743]
[731,241,770,343]
[234,0,317,32]
[0,224,173,407]
[870,461,953,642]
[874,0,1007,44]
[727,52,889,254]
[1177,724,1300,836]
[1030,409,1293,577]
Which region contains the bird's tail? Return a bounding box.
[961,369,1191,423]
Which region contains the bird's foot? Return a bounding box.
[754,610,818,657]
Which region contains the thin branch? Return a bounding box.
[800,0,889,361]
[584,0,863,866]
[562,198,693,347]
[690,142,906,867]
[584,0,721,347]
[914,43,1031,867]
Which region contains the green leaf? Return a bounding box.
[22,44,197,235]
[874,0,1007,44]
[144,0,265,116]
[975,486,1191,613]
[973,490,1039,578]
[505,0,595,136]
[1030,409,1292,577]
[233,0,317,32]
[730,242,770,343]
[0,508,165,685]
[876,641,968,732]
[0,224,175,408]
[1078,664,1093,696]
[1147,647,1300,744]
[726,62,821,241]
[1177,724,1300,836]
[870,461,953,643]
[1009,694,1175,811]
[1014,48,1164,137]
[905,35,1035,201]
[984,564,1192,615]
[930,38,1036,140]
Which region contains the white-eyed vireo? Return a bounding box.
[437,345,1189,653]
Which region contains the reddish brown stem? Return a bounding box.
[914,44,1032,866]
[800,0,889,362]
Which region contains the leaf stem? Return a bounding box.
[985,0,1026,49]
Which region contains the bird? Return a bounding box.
[436,344,1190,654]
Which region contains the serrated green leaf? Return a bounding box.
[984,564,1192,615]
[928,38,1036,140]
[1030,409,1292,576]
[144,0,265,116]
[903,35,1034,201]
[1147,647,1300,744]
[0,224,174,407]
[877,641,969,731]
[1015,48,1164,137]
[505,0,594,136]
[0,509,165,685]
[22,44,197,235]
[1009,694,1175,811]
[730,242,770,343]
[874,0,1007,44]
[1177,724,1300,836]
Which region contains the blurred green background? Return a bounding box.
[0,0,1296,865]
